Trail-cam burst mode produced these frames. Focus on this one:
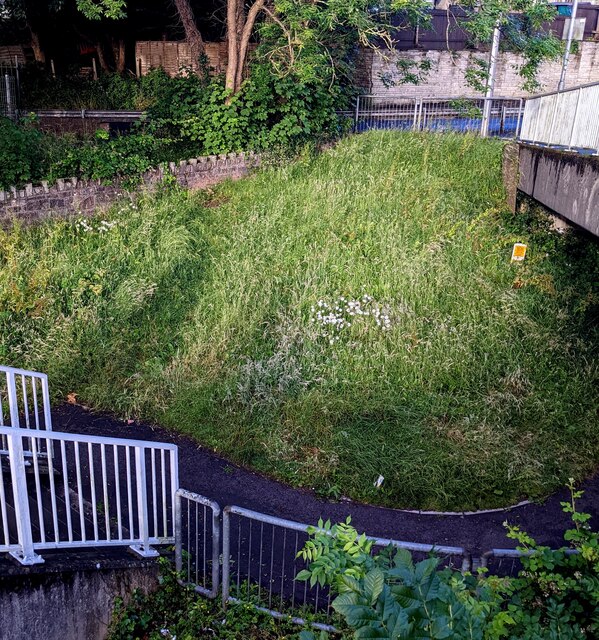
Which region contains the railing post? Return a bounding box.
[354,95,360,133]
[516,98,524,138]
[175,490,182,573]
[211,501,221,598]
[416,99,423,131]
[568,87,582,150]
[6,373,43,565]
[222,507,231,610]
[130,447,159,557]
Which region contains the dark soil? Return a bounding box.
[56,403,599,556]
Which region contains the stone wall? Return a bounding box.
[364,41,599,98]
[0,152,259,225]
[0,554,158,640]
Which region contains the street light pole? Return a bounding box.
[558,0,580,92]
[481,22,501,137]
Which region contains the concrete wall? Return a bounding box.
[518,144,599,236]
[0,152,259,225]
[365,42,599,98]
[0,558,158,640]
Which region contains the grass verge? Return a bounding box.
[1,131,598,510]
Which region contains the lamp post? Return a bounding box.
[481,22,501,137]
[558,0,580,92]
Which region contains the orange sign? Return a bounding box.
[511,243,527,262]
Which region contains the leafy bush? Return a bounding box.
[297,483,599,639]
[3,64,348,189]
[0,117,47,189]
[45,129,183,186]
[108,557,317,640]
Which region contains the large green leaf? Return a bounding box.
[364,568,386,605]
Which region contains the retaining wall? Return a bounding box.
[364,41,599,98]
[518,144,599,236]
[0,151,259,224]
[0,553,159,640]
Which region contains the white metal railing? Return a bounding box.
[519,81,599,154]
[354,96,525,138]
[0,425,178,565]
[0,365,52,456]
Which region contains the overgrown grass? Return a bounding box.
[1,131,598,510]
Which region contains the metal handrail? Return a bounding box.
[521,79,599,100]
[0,424,178,565]
[519,81,599,154]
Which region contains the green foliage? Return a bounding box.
[20,67,191,111]
[0,118,46,189]
[45,130,178,186]
[109,557,307,639]
[296,518,376,589]
[298,485,599,639]
[175,67,348,155]
[498,479,599,638]
[1,132,598,511]
[459,0,562,91]
[5,63,349,189]
[76,0,126,20]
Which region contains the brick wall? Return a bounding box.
[0,152,259,225]
[365,41,599,98]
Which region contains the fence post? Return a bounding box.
[415,99,423,131]
[6,373,43,565]
[4,74,15,121]
[222,507,231,609]
[516,98,524,138]
[568,87,582,150]
[130,447,159,557]
[354,95,360,133]
[175,490,182,573]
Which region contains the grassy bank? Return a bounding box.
[1,131,598,510]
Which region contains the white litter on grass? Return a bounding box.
[374,475,384,488]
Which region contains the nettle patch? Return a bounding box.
[310,295,394,344]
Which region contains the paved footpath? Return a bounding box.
[56,404,599,555]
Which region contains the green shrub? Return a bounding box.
[3,64,348,190]
[297,483,599,639]
[108,557,318,640]
[0,117,46,189]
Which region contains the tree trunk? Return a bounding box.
[234,0,266,91]
[173,0,205,70]
[226,0,267,95]
[29,28,45,64]
[112,38,126,73]
[96,43,110,72]
[225,0,240,93]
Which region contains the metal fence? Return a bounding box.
[354,96,525,138]
[0,62,20,120]
[176,489,220,598]
[519,81,599,155]
[0,365,52,456]
[211,505,467,629]
[0,426,179,565]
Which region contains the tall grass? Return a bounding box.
[1,131,598,510]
